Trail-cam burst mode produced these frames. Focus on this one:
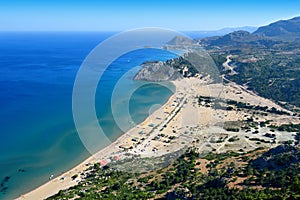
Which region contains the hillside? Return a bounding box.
[47,145,300,199]
[200,16,300,45]
[198,16,300,108]
[254,16,300,41]
[200,30,265,46]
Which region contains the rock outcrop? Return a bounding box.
[133,61,181,82]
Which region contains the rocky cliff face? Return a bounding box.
[133,52,216,82]
[133,61,181,82]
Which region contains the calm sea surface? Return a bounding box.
[0,32,177,199]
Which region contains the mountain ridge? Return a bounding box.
[254,16,300,39]
[199,16,300,45]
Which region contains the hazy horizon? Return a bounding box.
[1,0,299,31]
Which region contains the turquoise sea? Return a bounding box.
[0,32,178,199]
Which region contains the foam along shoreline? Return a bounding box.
[16,82,179,200]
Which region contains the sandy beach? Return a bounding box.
[16,80,183,200]
[17,75,300,200]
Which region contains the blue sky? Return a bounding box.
[0,0,299,31]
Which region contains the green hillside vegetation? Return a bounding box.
[47,145,300,200]
[200,17,300,108]
[229,56,300,108]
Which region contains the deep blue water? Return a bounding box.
[0,32,177,199]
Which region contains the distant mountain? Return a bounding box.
[211,26,258,34]
[167,36,194,45]
[199,30,277,47]
[254,16,300,40]
[184,26,257,39]
[199,16,300,46]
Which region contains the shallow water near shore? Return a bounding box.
[0,32,177,199]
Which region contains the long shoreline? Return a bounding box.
[17,82,178,200]
[17,75,297,200]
